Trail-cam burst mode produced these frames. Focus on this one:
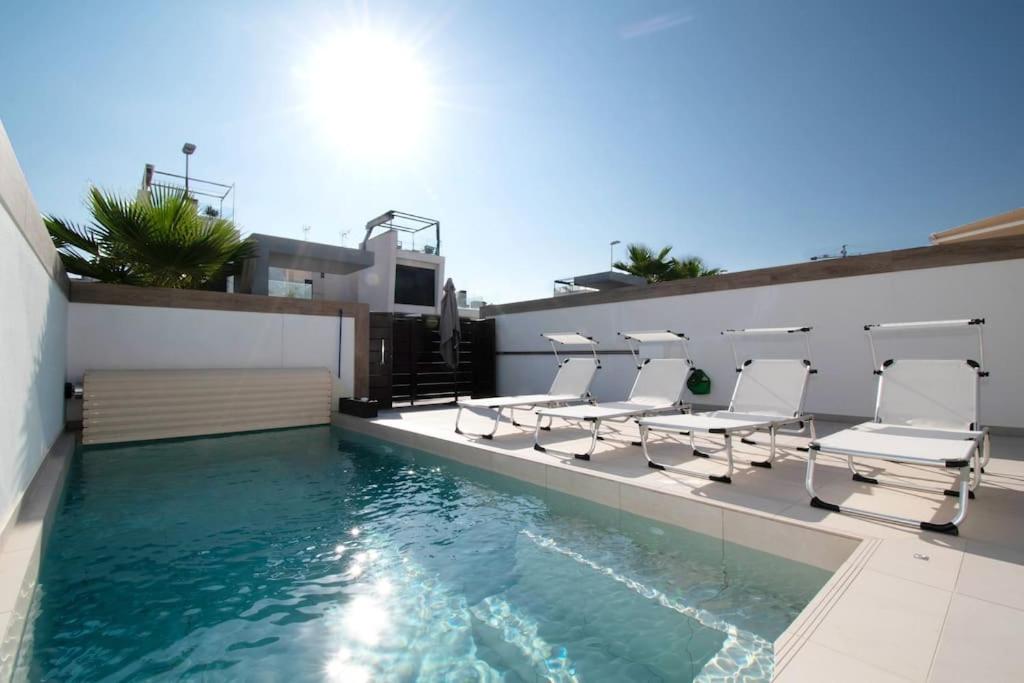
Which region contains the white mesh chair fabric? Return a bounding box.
[458,394,582,410]
[534,358,691,460]
[731,359,811,418]
[455,358,597,438]
[641,411,777,433]
[875,359,979,431]
[621,331,687,343]
[638,358,814,483]
[542,332,596,345]
[807,357,986,536]
[548,358,600,396]
[812,423,978,463]
[628,359,691,407]
[539,401,666,421]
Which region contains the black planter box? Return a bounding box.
[338,398,379,418]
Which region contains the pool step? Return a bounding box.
[470,595,580,682]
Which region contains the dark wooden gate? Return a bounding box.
[367,315,495,408]
[369,313,395,408]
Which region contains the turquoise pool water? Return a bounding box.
[15,426,830,681]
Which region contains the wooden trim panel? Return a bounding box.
[481,235,1024,316]
[70,282,370,398]
[71,281,363,316]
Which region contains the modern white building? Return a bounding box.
[235,211,447,315]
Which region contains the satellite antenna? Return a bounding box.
[810,244,850,261]
[339,229,351,246]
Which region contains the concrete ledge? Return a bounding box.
[0,432,75,680]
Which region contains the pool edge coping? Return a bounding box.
[0,431,75,682]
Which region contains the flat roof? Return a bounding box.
[249,233,374,275]
[562,271,646,290]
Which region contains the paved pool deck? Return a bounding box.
[334,407,1024,683]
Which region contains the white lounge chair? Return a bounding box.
[533,331,692,460]
[454,332,600,439]
[806,319,990,536]
[638,327,816,484]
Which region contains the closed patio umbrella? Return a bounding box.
[439,278,462,400]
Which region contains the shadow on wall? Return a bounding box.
[2,224,68,531]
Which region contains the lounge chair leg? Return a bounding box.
[640,425,666,470]
[643,425,730,482]
[806,446,837,511]
[796,417,815,453]
[536,416,600,460]
[807,446,967,535]
[750,426,775,468]
[454,406,464,435]
[710,434,734,484]
[454,405,500,439]
[846,455,879,483]
[532,414,546,453]
[573,420,601,460]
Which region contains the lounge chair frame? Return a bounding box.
[533,331,693,460]
[454,332,599,439]
[639,327,817,483]
[806,318,989,535]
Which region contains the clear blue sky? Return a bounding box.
[2,1,1022,303]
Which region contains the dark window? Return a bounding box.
[394,265,436,306]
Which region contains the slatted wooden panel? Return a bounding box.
[82,368,332,445]
[391,317,495,405]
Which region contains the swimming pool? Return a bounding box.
[14,426,830,681]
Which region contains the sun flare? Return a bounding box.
[297,29,434,157]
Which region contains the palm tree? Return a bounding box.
[45,186,254,289]
[670,256,724,279]
[613,243,677,283]
[614,243,722,283]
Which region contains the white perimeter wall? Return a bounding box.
[67,304,355,409]
[494,259,1024,428]
[0,124,68,533]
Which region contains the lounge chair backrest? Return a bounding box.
[628,359,690,407]
[548,357,599,397]
[730,359,811,417]
[875,359,981,431]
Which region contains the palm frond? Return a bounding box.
[45,184,251,289]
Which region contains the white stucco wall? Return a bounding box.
[493,259,1024,428]
[67,304,356,406]
[0,125,69,533]
[350,231,445,314]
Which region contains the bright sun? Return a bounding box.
[297,30,434,157]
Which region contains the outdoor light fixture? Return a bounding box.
[610,240,621,270]
[182,142,196,193]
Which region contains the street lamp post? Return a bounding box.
[609,240,621,271]
[182,142,196,193]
